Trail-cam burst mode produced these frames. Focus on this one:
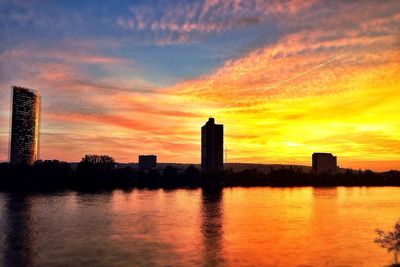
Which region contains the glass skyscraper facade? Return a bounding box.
[10,86,40,165]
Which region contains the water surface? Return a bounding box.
[0,187,398,266]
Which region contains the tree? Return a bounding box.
[77,155,116,172]
[375,220,400,266]
[80,155,115,166]
[184,165,200,179]
[163,166,178,180]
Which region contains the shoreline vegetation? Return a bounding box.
[1,155,400,192]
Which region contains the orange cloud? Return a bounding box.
[157,17,400,169]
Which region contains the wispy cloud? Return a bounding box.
[116,0,317,44]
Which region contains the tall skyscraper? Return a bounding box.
[312,153,337,175]
[201,118,223,173]
[10,86,40,165]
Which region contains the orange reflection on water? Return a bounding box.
[2,187,399,266]
[223,187,398,266]
[109,187,400,266]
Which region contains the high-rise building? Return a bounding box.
[312,153,337,175]
[201,118,223,173]
[10,86,40,165]
[138,155,157,170]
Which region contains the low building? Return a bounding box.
[138,155,157,170]
[312,153,337,175]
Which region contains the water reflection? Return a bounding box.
[3,194,35,267]
[312,187,338,198]
[0,187,398,266]
[201,187,225,266]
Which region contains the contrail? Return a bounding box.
[220,38,377,110]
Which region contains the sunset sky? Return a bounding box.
[0,0,399,170]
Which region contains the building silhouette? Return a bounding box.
[201,118,223,173]
[10,86,40,165]
[312,153,337,175]
[138,155,157,170]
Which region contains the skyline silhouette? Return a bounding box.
[3,85,400,172]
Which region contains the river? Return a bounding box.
[0,187,399,266]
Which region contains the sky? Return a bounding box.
[0,0,399,170]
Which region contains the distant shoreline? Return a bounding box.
[1,161,400,192]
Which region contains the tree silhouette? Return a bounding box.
[375,220,400,266]
[79,155,115,166]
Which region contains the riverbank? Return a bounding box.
[1,161,400,192]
